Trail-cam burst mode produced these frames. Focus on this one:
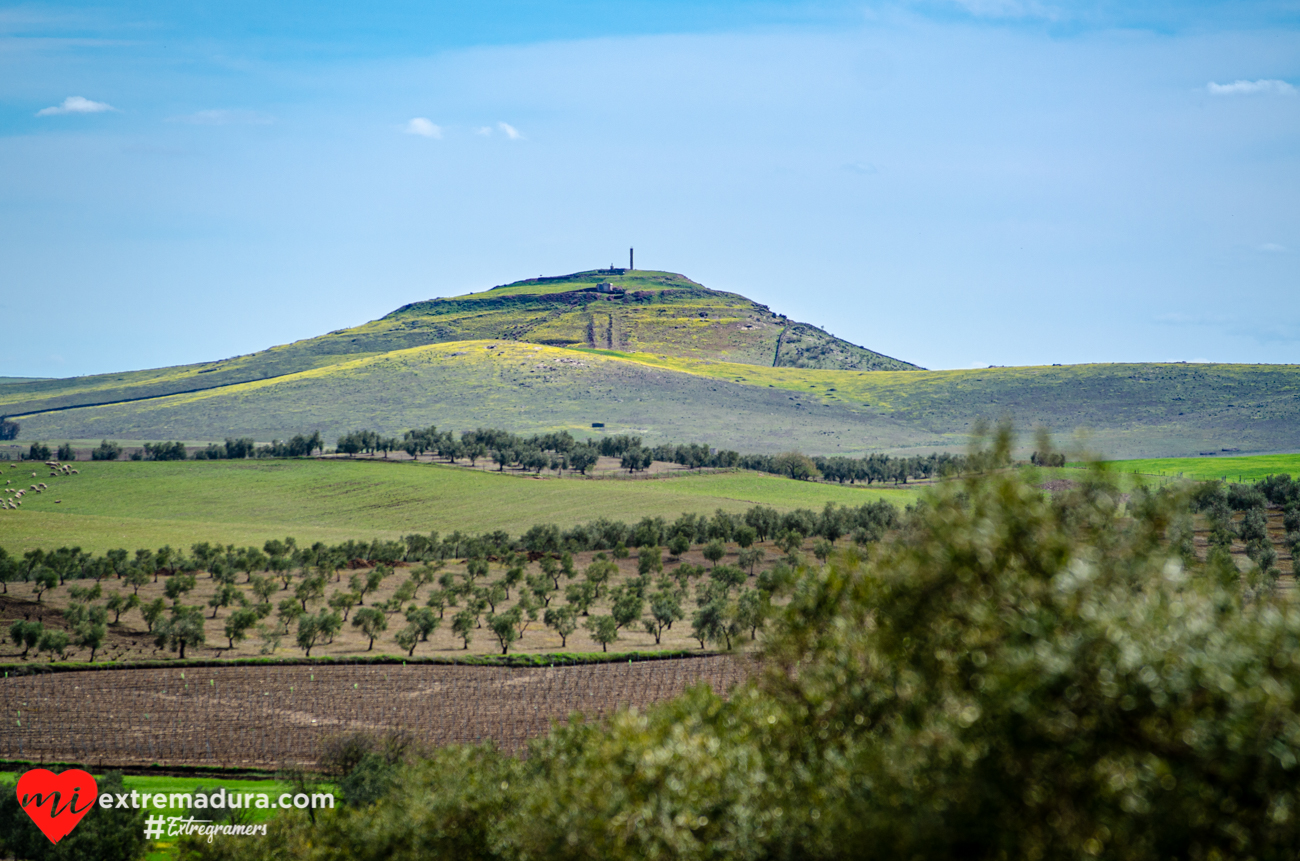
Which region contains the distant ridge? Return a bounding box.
[4,270,1298,460]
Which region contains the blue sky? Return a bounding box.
[2,1,1297,376]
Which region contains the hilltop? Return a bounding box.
[380,270,917,371]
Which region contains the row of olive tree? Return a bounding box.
[16,433,327,462]
[335,422,969,482]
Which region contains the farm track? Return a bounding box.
[0,656,749,769]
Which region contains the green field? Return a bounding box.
[0,458,916,553]
[1097,452,1300,482]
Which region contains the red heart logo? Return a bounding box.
[15,769,99,844]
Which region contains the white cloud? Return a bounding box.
[474,126,493,136]
[1207,79,1296,96]
[404,117,442,138]
[171,109,274,126]
[497,121,523,139]
[36,95,116,116]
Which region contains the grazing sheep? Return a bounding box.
[54,500,61,504]
[70,469,78,474]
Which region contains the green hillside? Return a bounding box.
[578,352,1300,456]
[10,341,936,456]
[11,339,1300,459]
[0,269,916,421]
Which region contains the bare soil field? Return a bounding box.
[1191,509,1296,578]
[0,656,749,768]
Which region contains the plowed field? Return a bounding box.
[1,656,748,768]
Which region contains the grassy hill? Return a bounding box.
[0,269,916,422]
[10,339,1300,458]
[4,268,1299,459]
[380,270,917,371]
[8,341,939,455]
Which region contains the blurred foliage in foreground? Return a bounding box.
[181,428,1300,861]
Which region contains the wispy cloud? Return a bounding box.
[36,95,116,116]
[944,0,1059,20]
[170,109,274,126]
[1257,243,1288,253]
[121,142,189,157]
[841,161,878,175]
[1207,79,1296,96]
[404,117,442,138]
[474,126,493,136]
[1154,312,1225,326]
[497,121,523,140]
